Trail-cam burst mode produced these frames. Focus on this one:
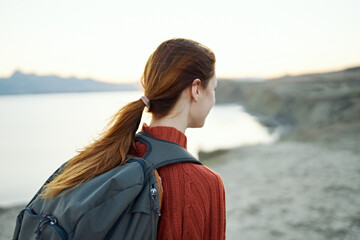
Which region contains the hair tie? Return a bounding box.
[140,96,150,107]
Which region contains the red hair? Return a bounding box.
[42,38,215,197]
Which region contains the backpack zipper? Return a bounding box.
[150,185,161,240]
[24,208,68,240]
[150,186,161,217]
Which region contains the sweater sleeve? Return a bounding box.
[157,163,226,240]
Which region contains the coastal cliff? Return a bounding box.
[216,66,360,148]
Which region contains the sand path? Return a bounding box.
[209,141,360,240]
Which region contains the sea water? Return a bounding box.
[0,91,275,206]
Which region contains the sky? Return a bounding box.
[1,0,360,83]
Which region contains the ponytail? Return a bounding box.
[42,38,215,198]
[41,99,145,198]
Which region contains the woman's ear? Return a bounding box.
[190,78,201,102]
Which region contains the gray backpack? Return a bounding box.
[13,131,201,240]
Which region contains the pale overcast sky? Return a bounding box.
[1,0,359,82]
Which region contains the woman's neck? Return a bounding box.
[149,117,187,133]
[149,94,190,133]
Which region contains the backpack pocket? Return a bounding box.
[14,208,68,240]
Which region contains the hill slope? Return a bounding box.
[216,66,360,144]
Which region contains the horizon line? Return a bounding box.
[1,63,359,84]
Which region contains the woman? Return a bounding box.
[43,38,226,239]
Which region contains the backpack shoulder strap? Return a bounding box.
[135,131,202,169]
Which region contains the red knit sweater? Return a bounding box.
[130,124,226,240]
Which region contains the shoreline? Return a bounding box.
[0,205,24,239]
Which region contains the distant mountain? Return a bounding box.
[0,71,138,95]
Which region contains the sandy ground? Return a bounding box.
[208,141,360,240]
[1,140,360,240]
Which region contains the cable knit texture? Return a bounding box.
[129,124,226,240]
